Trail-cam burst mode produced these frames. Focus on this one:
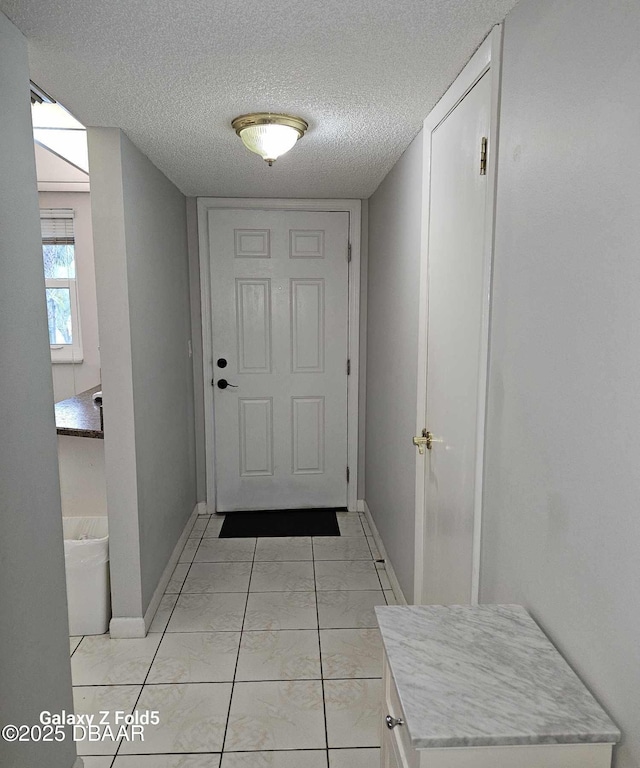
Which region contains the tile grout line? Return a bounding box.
[368,507,389,595]
[70,636,84,658]
[351,512,388,594]
[362,524,394,605]
[219,531,256,757]
[83,518,381,765]
[363,510,389,598]
[110,518,210,762]
[312,537,331,767]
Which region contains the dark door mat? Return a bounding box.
[219,508,342,538]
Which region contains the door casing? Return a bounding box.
[197,198,362,513]
[414,27,503,604]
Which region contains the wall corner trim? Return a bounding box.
[109,617,147,639]
[362,501,407,605]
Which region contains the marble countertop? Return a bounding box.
[54,385,103,439]
[376,604,620,749]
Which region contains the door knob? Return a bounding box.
[412,429,433,454]
[216,379,238,389]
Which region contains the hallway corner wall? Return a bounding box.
[89,128,197,622]
[0,10,77,768]
[481,1,640,765]
[364,132,423,602]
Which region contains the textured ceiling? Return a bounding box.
[2,0,518,198]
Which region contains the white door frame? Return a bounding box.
[414,26,502,604]
[197,197,362,513]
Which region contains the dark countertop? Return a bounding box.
[55,385,104,439]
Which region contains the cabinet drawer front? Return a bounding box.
[418,744,613,768]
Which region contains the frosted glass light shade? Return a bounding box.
[232,114,308,165]
[239,124,299,164]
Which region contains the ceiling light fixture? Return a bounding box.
[232,113,308,166]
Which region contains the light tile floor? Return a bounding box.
[72,511,390,767]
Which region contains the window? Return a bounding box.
[41,209,83,363]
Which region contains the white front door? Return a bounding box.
[420,71,492,603]
[209,208,349,511]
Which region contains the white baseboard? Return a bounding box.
[110,504,199,639]
[73,758,84,768]
[143,503,199,632]
[196,501,208,515]
[356,499,365,512]
[362,501,408,605]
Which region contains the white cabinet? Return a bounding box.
[380,651,614,768]
[376,606,619,768]
[57,434,106,517]
[381,653,418,768]
[381,733,402,768]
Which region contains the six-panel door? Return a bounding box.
[209,208,349,511]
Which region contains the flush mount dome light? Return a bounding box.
[232,113,308,166]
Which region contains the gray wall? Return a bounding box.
[89,127,143,623]
[89,128,196,619]
[121,132,196,609]
[481,1,640,766]
[0,11,76,768]
[365,132,423,601]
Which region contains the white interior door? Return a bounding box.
[209,208,349,511]
[420,71,492,603]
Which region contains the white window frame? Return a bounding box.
[41,209,84,364]
[46,278,83,363]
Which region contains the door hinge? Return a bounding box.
[346,466,350,483]
[479,136,488,175]
[347,359,351,375]
[347,242,352,262]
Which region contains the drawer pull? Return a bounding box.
[385,714,404,729]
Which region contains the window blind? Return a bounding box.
[40,209,75,244]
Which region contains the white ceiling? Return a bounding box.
[3,0,518,198]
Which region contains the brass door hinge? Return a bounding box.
[347,359,351,375]
[346,466,350,483]
[480,137,488,175]
[347,242,352,262]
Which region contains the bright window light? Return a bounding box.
[31,101,88,172]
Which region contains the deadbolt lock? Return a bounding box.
[412,428,433,454]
